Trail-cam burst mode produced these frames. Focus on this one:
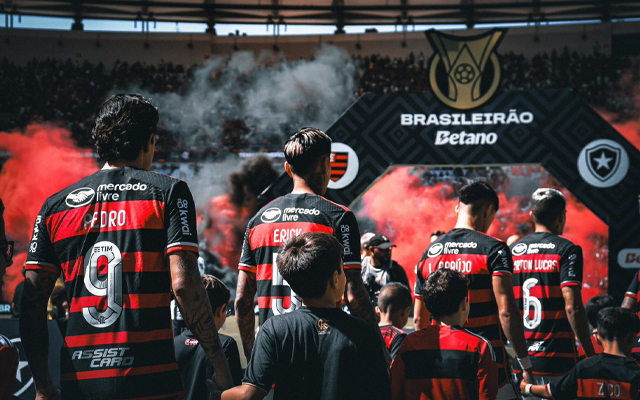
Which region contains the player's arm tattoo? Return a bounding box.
[170,251,234,390]
[20,270,59,392]
[235,270,257,361]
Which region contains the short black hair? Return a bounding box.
[597,307,640,341]
[201,274,230,310]
[378,283,412,313]
[283,127,332,177]
[423,268,469,319]
[92,94,159,162]
[276,232,343,299]
[459,181,499,213]
[585,294,616,328]
[531,188,566,227]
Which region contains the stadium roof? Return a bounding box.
[6,0,640,30]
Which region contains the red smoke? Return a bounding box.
[358,167,608,302]
[0,125,98,302]
[199,195,249,270]
[599,111,640,151]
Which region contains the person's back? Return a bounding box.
[377,282,412,360]
[241,192,360,323]
[510,188,593,378]
[29,166,194,398]
[393,268,498,400]
[521,307,640,399]
[578,294,616,359]
[247,307,389,400]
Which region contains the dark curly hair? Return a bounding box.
[92,94,159,162]
[423,268,469,319]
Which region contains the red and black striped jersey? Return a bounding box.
[26,167,199,400]
[545,353,640,400]
[380,325,407,360]
[510,232,583,375]
[414,228,512,387]
[578,330,603,360]
[390,325,498,400]
[239,193,361,325]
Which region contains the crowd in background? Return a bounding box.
[1,48,638,155]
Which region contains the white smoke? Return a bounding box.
[124,45,357,149]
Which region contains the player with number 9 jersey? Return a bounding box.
[26,167,199,399]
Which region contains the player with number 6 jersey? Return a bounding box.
[510,188,594,382]
[21,94,233,400]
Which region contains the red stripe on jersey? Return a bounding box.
[60,362,179,381]
[626,292,638,300]
[249,222,333,251]
[577,379,633,398]
[527,351,577,358]
[466,314,499,328]
[514,285,563,299]
[238,265,257,274]
[69,293,170,313]
[560,281,580,288]
[256,264,273,281]
[512,254,561,274]
[166,244,199,255]
[62,252,165,282]
[318,196,350,212]
[64,328,174,348]
[257,296,291,309]
[47,200,165,243]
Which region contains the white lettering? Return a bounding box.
[273,228,302,243]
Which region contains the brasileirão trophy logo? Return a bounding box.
[426,29,506,110]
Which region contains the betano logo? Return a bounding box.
[426,29,506,110]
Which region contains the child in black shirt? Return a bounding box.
[174,275,243,399]
[213,232,390,400]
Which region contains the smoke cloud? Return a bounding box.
[125,46,357,148]
[0,125,98,302]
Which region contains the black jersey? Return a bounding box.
[624,270,640,355]
[26,167,199,400]
[510,232,583,375]
[174,331,243,399]
[239,193,361,325]
[545,353,640,400]
[244,307,391,400]
[415,228,513,386]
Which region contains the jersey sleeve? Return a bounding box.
[487,242,513,276]
[414,261,426,299]
[238,222,257,273]
[165,181,199,255]
[560,244,583,287]
[477,339,498,400]
[334,210,362,269]
[242,319,277,393]
[25,201,60,274]
[626,270,640,301]
[548,366,578,400]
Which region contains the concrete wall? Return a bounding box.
[1,21,638,67]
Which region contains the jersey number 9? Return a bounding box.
[83,241,123,328]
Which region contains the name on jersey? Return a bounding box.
[83,210,127,230]
[273,228,302,244]
[430,259,473,274]
[71,347,134,368]
[513,259,558,272]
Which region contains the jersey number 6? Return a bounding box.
[522,277,542,330]
[83,240,123,328]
